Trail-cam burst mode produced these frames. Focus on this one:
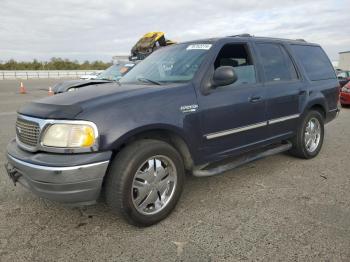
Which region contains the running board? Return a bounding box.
[192,142,292,177]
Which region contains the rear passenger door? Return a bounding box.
[254,42,304,139]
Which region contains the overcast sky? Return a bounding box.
[1,0,349,62]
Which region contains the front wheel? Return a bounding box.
[289,110,324,159]
[105,139,185,226]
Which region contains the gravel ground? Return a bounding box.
[0,80,349,261]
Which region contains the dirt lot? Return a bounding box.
[0,80,349,261]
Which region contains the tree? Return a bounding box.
[0,58,112,70]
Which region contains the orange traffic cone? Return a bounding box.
[19,82,26,94]
[48,87,54,96]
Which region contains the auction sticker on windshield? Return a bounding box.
[186,44,212,50]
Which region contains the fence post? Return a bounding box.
[26,72,28,80]
[2,72,4,80]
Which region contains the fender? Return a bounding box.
[107,123,197,163]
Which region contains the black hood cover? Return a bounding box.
[18,102,83,119]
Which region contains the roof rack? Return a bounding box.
[228,33,252,37]
[295,38,307,42]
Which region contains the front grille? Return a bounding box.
[16,118,40,147]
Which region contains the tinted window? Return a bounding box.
[256,43,298,82]
[291,45,335,81]
[214,44,256,87]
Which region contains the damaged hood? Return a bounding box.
[18,83,168,119]
[53,79,112,93]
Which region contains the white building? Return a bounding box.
[338,51,350,71]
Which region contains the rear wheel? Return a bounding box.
[289,110,324,159]
[105,139,185,226]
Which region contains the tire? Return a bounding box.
[104,139,185,226]
[289,110,324,159]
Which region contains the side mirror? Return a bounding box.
[212,66,237,88]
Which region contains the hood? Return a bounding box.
[53,79,112,93]
[18,83,169,119]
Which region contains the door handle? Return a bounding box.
[249,96,262,103]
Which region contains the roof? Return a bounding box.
[236,36,312,44]
[180,35,317,46]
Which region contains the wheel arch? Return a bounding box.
[304,98,327,119]
[109,125,195,171]
[309,104,326,119]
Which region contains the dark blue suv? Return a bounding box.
[5,35,340,226]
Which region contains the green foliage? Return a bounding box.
[0,58,112,70]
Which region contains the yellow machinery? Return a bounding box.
[130,32,176,61]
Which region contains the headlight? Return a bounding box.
[68,88,77,92]
[42,123,97,148]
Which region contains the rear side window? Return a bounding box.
[256,43,298,82]
[291,45,335,81]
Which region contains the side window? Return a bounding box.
[213,44,256,86]
[256,43,298,82]
[291,45,336,81]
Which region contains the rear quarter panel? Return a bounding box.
[287,43,339,120]
[304,79,339,124]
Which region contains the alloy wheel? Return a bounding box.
[131,155,177,215]
[304,117,321,153]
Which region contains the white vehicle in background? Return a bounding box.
[53,61,137,93]
[80,72,100,80]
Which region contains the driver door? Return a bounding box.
[197,42,268,163]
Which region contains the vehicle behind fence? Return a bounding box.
[0,70,103,80]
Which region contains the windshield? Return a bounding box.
[96,63,133,81]
[120,43,211,84]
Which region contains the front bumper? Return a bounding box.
[5,139,111,206]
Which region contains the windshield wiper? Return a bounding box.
[137,77,161,85]
[97,78,113,81]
